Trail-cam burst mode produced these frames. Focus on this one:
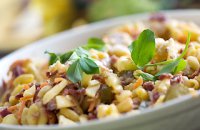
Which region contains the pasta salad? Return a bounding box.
[1,15,200,126]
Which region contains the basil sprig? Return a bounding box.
[155,33,190,76]
[45,51,73,65]
[130,29,156,68]
[129,29,191,80]
[45,37,105,83]
[46,47,99,83]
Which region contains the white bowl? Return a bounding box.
[1,9,200,130]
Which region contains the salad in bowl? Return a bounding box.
[0,10,200,130]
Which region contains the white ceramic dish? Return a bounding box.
[1,10,200,130]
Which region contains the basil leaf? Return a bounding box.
[67,52,79,62]
[84,38,105,51]
[60,51,73,64]
[76,47,89,57]
[79,57,99,74]
[173,59,187,74]
[130,29,155,68]
[45,51,60,65]
[140,72,155,81]
[155,60,180,77]
[67,60,83,83]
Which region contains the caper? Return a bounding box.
[99,84,114,104]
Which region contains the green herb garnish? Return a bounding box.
[173,59,187,74]
[46,47,99,83]
[129,29,191,81]
[139,72,155,81]
[129,29,156,68]
[155,60,180,76]
[67,59,83,82]
[83,38,105,51]
[45,51,60,65]
[79,57,99,74]
[45,51,73,65]
[155,33,190,76]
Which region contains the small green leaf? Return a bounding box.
[130,29,156,68]
[45,51,60,65]
[76,47,89,57]
[67,60,83,83]
[60,51,73,64]
[155,60,179,77]
[173,59,187,74]
[79,57,99,74]
[140,72,155,81]
[68,52,79,61]
[84,38,105,51]
[46,47,100,83]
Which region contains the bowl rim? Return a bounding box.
[1,9,200,129]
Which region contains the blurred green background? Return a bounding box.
[0,0,199,57]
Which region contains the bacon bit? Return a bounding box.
[46,110,58,124]
[143,81,155,91]
[110,55,118,64]
[33,87,41,103]
[46,99,57,111]
[158,73,173,80]
[62,88,85,103]
[119,71,134,86]
[15,92,23,99]
[54,78,64,83]
[65,83,80,90]
[12,66,24,78]
[88,100,96,112]
[23,84,30,90]
[132,98,140,109]
[188,68,200,79]
[178,48,183,54]
[0,108,12,117]
[170,75,182,85]
[40,82,48,88]
[17,100,26,124]
[25,100,32,107]
[153,92,160,102]
[88,112,97,120]
[20,95,33,102]
[7,105,18,112]
[9,59,29,77]
[92,74,105,83]
[46,70,58,78]
[133,77,143,89]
